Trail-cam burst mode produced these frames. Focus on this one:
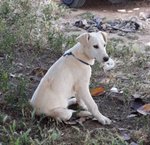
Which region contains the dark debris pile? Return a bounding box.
[74,17,140,34]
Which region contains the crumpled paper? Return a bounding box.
[103,58,115,71]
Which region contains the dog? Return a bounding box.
[30,31,111,125]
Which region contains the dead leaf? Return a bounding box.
[90,86,105,97]
[137,103,150,115]
[30,67,47,77]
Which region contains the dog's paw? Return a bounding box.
[99,115,112,125]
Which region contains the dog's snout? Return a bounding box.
[103,57,109,62]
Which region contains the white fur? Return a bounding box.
[30,31,111,125]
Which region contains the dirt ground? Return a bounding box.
[0,0,150,144]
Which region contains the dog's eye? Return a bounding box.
[104,44,106,47]
[93,45,99,49]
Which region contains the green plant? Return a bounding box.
[0,70,10,92]
[2,120,31,145]
[0,0,67,50]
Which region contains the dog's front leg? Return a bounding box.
[77,86,111,125]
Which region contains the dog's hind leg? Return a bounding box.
[68,97,77,106]
[48,108,75,121]
[76,110,92,117]
[77,99,88,110]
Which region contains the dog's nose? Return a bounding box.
[103,57,109,62]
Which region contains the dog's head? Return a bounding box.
[76,31,109,63]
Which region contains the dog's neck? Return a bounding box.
[69,43,95,66]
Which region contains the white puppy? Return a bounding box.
[30,31,111,125]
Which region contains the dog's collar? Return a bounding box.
[63,52,91,66]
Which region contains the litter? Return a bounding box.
[74,17,140,33]
[103,58,115,71]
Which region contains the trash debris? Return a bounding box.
[110,87,119,93]
[93,17,103,30]
[74,17,140,33]
[90,86,105,97]
[9,73,23,78]
[139,12,150,20]
[132,93,141,99]
[107,19,140,33]
[74,19,88,29]
[103,58,115,71]
[110,87,123,94]
[127,113,138,118]
[137,103,150,115]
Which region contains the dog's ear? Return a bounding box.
[76,33,90,45]
[99,31,107,43]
